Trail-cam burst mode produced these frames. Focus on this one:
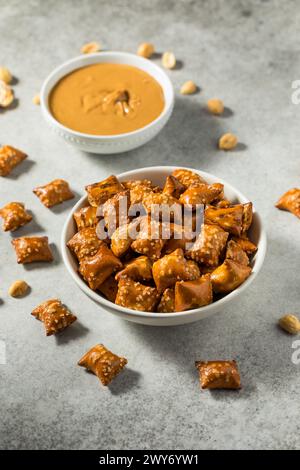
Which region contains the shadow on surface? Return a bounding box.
[50,191,81,214]
[23,243,60,270]
[55,321,89,345]
[109,368,141,396]
[10,217,44,237]
[5,159,35,180]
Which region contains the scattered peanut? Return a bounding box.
[279,314,300,335]
[0,66,12,84]
[180,80,197,95]
[218,133,238,150]
[207,98,224,115]
[162,51,176,69]
[137,42,154,58]
[80,41,101,54]
[8,280,29,298]
[33,94,40,105]
[0,80,14,107]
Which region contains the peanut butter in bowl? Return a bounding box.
[49,63,165,136]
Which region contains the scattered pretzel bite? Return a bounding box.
[115,278,160,312]
[179,183,224,207]
[195,360,241,389]
[276,188,300,219]
[186,223,228,266]
[131,218,166,261]
[111,223,132,258]
[79,242,122,290]
[211,259,251,294]
[232,236,257,255]
[205,204,244,236]
[74,205,98,230]
[31,299,77,336]
[171,169,206,188]
[78,344,127,386]
[85,175,124,207]
[152,248,200,293]
[163,176,186,199]
[175,275,213,312]
[67,227,102,261]
[225,240,249,266]
[33,178,74,208]
[0,145,27,177]
[0,202,32,232]
[157,288,175,313]
[102,190,130,235]
[98,275,118,302]
[11,236,53,264]
[242,202,253,233]
[116,256,153,282]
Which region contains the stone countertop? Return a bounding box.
[1,0,300,450]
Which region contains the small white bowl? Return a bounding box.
[40,52,174,154]
[61,166,267,326]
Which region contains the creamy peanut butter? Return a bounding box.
[49,63,165,135]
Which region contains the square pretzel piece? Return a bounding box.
[73,205,98,230]
[175,275,213,312]
[186,224,228,266]
[276,188,300,219]
[115,278,160,312]
[85,175,124,207]
[78,344,127,386]
[0,145,27,177]
[195,360,241,389]
[67,227,102,261]
[32,299,77,336]
[33,179,74,208]
[11,236,53,264]
[0,202,32,232]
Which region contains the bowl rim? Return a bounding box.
[40,51,174,141]
[61,166,267,319]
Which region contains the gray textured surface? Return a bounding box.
[1,0,300,450]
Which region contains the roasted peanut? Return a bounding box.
[180,80,197,95]
[80,41,100,54]
[162,51,176,69]
[0,66,12,84]
[207,98,224,115]
[218,133,238,150]
[137,42,154,58]
[279,314,300,335]
[8,280,29,298]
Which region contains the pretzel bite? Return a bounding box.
[11,236,53,264]
[175,275,213,312]
[225,240,249,266]
[157,288,175,313]
[115,256,153,282]
[276,188,300,219]
[211,259,251,293]
[98,275,119,302]
[78,344,127,386]
[79,242,122,290]
[115,278,160,312]
[0,202,32,231]
[67,227,102,261]
[102,190,130,235]
[186,224,228,266]
[0,145,27,177]
[205,204,244,236]
[231,236,257,255]
[163,175,186,199]
[73,205,98,230]
[171,169,207,188]
[32,299,77,336]
[179,183,224,207]
[152,248,200,293]
[131,217,166,261]
[33,179,74,208]
[85,175,124,207]
[195,360,241,389]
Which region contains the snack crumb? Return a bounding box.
[207,98,224,115]
[80,41,101,54]
[9,280,29,298]
[218,133,238,150]
[137,42,154,58]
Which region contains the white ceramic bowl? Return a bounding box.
[61,166,267,326]
[40,52,174,154]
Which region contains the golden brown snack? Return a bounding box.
[152,248,200,293]
[85,175,124,207]
[225,240,249,266]
[8,280,29,298]
[179,183,224,207]
[11,236,53,264]
[33,179,74,208]
[73,205,98,230]
[79,243,122,290]
[205,204,244,236]
[163,175,186,199]
[0,80,14,107]
[137,42,154,58]
[0,202,32,232]
[122,179,154,190]
[218,133,238,150]
[78,344,127,386]
[207,98,224,115]
[0,145,27,177]
[276,188,300,219]
[115,256,153,282]
[175,275,213,312]
[98,275,119,303]
[131,218,166,261]
[171,169,206,188]
[232,236,257,255]
[211,259,251,294]
[278,314,300,335]
[195,360,241,389]
[157,288,175,313]
[180,80,197,95]
[242,202,253,233]
[80,41,101,54]
[67,227,102,261]
[142,192,182,220]
[102,190,130,234]
[186,224,228,266]
[214,199,231,208]
[110,224,132,258]
[115,278,160,312]
[32,299,77,336]
[163,224,195,254]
